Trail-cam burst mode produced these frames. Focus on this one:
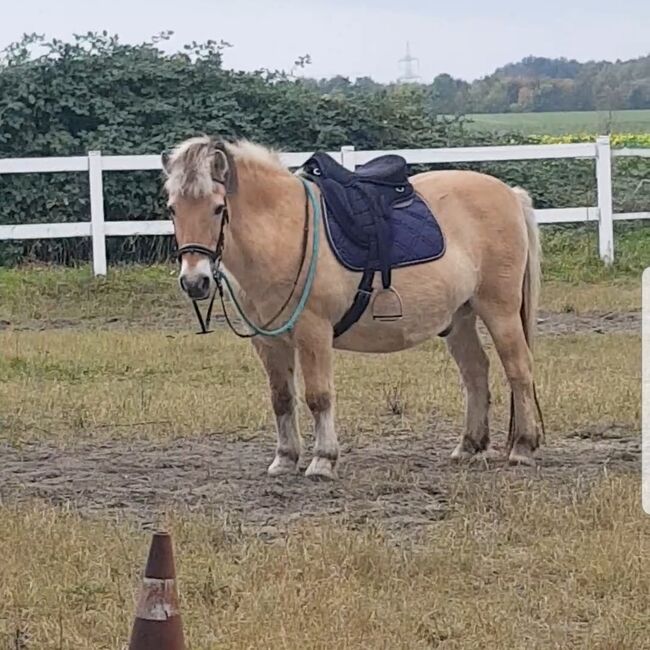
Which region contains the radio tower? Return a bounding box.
[398,41,420,84]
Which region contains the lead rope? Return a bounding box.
[192,295,216,334]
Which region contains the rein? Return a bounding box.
[176,176,321,338]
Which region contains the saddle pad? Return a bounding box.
[321,190,446,273]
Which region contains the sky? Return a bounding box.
[1,0,649,82]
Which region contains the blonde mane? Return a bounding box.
[163,135,289,199]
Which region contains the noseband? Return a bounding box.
[174,169,320,338]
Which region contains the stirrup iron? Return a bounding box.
[371,286,403,322]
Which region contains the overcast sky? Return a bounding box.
[2,0,648,82]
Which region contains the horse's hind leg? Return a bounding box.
[252,338,302,476]
[445,305,491,459]
[477,310,539,466]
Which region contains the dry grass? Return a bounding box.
[1,476,647,650]
[0,328,639,445]
[541,280,640,313]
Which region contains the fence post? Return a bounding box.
[88,150,107,276]
[341,145,356,171]
[596,135,614,265]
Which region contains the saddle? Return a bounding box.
[302,152,445,338]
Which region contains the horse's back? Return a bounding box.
[411,169,523,222]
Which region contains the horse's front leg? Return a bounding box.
[297,331,339,480]
[252,338,302,476]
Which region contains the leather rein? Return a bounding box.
[175,174,314,338]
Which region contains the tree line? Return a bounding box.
[305,54,650,114]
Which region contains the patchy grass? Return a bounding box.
[0,475,647,649]
[540,280,639,313]
[0,327,638,445]
[0,264,183,324]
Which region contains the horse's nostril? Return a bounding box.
[179,276,188,292]
[199,275,210,293]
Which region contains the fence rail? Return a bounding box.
[0,135,648,275]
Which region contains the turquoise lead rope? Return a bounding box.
[214,177,320,337]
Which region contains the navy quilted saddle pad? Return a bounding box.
[301,152,445,275]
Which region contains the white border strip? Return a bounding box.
[641,267,650,515]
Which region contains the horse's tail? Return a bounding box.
[512,186,541,350]
[510,186,545,447]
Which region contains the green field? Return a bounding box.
[464,109,650,135]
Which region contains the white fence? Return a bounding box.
[0,135,648,275]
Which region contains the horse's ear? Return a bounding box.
[212,144,238,194]
[161,149,172,175]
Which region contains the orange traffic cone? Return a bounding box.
[128,531,186,650]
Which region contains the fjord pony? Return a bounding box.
[162,136,542,479]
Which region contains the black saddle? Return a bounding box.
[305,152,410,187]
[302,151,445,338]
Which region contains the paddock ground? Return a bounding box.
[0,263,647,649]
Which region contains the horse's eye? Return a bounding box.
[215,205,225,217]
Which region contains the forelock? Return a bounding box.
[163,136,223,199]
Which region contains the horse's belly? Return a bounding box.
[332,312,448,353]
[327,247,475,353]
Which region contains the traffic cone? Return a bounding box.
[128,531,185,650]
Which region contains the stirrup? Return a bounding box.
[371,287,403,322]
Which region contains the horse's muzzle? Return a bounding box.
[180,274,211,300]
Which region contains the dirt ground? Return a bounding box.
[0,300,641,539]
[0,308,640,336]
[0,423,639,538]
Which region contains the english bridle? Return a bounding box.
[172,143,314,337]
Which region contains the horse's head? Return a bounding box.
[162,135,238,300]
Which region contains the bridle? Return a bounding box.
[174,173,230,335]
[174,165,321,338]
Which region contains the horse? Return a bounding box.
[161,135,542,480]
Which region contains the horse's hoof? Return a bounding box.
[508,444,538,467]
[305,456,337,480]
[450,444,475,461]
[451,441,491,461]
[268,454,299,476]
